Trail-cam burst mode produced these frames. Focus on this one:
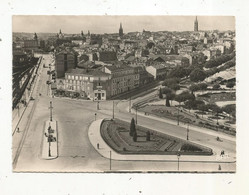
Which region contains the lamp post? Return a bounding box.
[17,103,20,117]
[48,125,51,157]
[112,101,114,119]
[48,101,53,122]
[135,105,138,124]
[129,97,131,113]
[177,106,179,125]
[177,153,181,171]
[187,122,189,141]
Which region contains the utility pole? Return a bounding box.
[129,97,131,113]
[177,106,179,125]
[17,103,20,117]
[48,125,51,157]
[49,101,53,122]
[110,151,112,170]
[112,101,114,119]
[135,105,138,124]
[187,122,189,140]
[177,153,180,171]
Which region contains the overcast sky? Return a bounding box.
[13,15,235,34]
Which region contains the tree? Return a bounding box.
[213,84,220,90]
[162,77,180,87]
[226,81,235,89]
[162,87,175,107]
[130,118,136,136]
[190,68,207,82]
[162,78,180,91]
[168,66,187,78]
[189,84,200,94]
[175,91,195,104]
[185,100,205,110]
[197,104,209,118]
[133,131,137,142]
[158,87,163,99]
[198,83,208,91]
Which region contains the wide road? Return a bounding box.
[13,54,236,172]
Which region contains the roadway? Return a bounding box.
[12,54,236,172]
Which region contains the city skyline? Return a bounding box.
[13,15,235,34]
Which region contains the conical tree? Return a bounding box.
[130,118,136,136]
[159,88,163,99]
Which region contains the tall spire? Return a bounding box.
[119,22,123,37]
[194,16,198,32]
[33,32,38,40]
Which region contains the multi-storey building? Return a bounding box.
[103,65,139,96]
[145,64,167,80]
[64,68,112,100]
[55,51,77,78]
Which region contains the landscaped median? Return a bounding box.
[41,120,58,160]
[88,118,235,163]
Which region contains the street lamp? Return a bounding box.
[187,122,189,141]
[48,125,51,157]
[177,106,179,125]
[129,97,131,113]
[112,101,115,119]
[48,101,53,122]
[135,105,138,124]
[177,153,181,171]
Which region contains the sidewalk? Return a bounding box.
[12,57,43,135]
[88,119,235,163]
[41,120,58,160]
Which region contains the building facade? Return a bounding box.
[64,69,112,100]
[103,65,139,96]
[55,51,77,78]
[145,64,167,80]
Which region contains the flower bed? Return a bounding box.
[100,119,213,155]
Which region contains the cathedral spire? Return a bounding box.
[194,16,198,32]
[119,22,123,37]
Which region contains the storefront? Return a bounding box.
[94,86,106,100]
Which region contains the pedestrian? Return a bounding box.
[97,143,99,149]
[17,127,20,133]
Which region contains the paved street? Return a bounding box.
[12,54,236,172]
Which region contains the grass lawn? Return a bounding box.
[100,119,213,155]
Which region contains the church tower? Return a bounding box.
[33,32,38,40]
[194,16,198,32]
[119,23,123,37]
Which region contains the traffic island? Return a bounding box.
[100,118,213,156]
[41,120,58,160]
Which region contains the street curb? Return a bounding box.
[88,118,235,163]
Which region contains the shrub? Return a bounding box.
[213,84,220,90]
